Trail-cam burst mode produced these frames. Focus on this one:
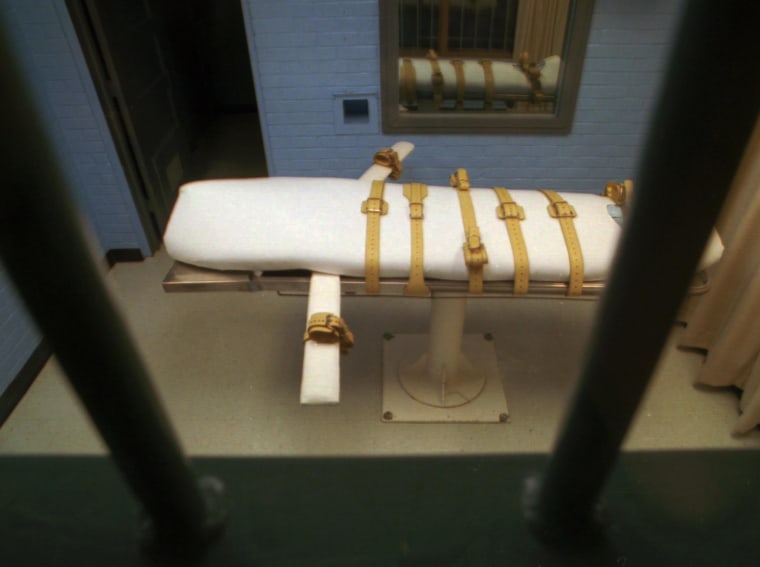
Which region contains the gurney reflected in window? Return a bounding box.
[380,0,595,134]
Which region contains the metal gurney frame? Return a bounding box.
[161,262,711,298]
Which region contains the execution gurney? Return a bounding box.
[162,142,723,420]
[399,52,559,111]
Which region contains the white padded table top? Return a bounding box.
[165,177,628,283]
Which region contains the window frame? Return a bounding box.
[380,0,595,135]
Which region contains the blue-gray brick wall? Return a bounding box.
[243,0,683,190]
[3,0,149,253]
[0,267,40,390]
[0,1,149,393]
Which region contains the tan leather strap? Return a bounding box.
[402,183,430,297]
[493,187,529,295]
[450,168,488,293]
[402,58,416,107]
[303,312,354,354]
[373,148,402,179]
[517,52,544,102]
[428,50,444,110]
[452,59,465,109]
[361,180,388,294]
[479,59,494,109]
[540,189,584,296]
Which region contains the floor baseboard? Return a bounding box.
[105,248,144,268]
[0,340,51,427]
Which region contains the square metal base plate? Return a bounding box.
[382,334,509,423]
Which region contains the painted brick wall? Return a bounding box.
[3,0,150,253]
[244,0,683,191]
[0,1,150,392]
[0,268,41,391]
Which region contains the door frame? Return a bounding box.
[65,0,165,251]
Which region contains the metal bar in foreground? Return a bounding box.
[527,0,760,544]
[0,26,226,554]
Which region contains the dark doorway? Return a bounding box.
[67,0,267,251]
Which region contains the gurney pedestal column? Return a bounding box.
[382,298,509,423]
[427,298,466,380]
[399,298,485,408]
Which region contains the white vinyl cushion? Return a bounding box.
[165,177,623,282]
[164,177,724,282]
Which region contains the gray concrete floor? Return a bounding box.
[1,249,759,456]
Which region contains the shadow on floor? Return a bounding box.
[1,451,759,566]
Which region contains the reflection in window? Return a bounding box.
[398,0,569,113]
[380,0,595,133]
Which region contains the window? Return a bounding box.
[380,0,595,134]
[399,0,519,59]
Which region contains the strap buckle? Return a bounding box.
[409,203,424,220]
[547,200,577,219]
[449,168,470,191]
[403,183,428,220]
[603,181,628,206]
[496,201,525,220]
[463,227,488,268]
[362,197,388,215]
[373,148,402,179]
[428,50,443,84]
[304,312,355,354]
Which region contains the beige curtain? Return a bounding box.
[513,0,570,60]
[679,117,760,435]
[512,0,569,113]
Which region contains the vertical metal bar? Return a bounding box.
[428,0,433,49]
[527,0,760,544]
[438,0,449,55]
[488,1,495,51]
[458,1,464,50]
[413,0,418,49]
[503,1,507,52]
[0,28,225,553]
[504,0,512,53]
